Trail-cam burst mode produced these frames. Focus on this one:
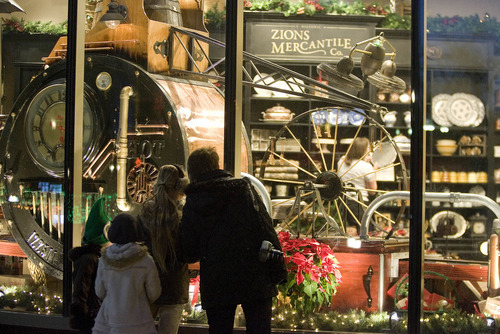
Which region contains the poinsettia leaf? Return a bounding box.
[303,280,314,298]
[296,271,304,285]
[317,293,324,306]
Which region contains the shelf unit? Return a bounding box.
[243,12,382,183]
[423,33,496,261]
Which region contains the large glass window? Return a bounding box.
[0,0,69,320]
[0,1,499,333]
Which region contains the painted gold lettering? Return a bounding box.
[271,42,285,54]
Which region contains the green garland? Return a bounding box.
[204,3,226,30]
[2,17,67,35]
[185,303,496,332]
[207,2,499,52]
[0,285,63,314]
[0,285,496,332]
[428,14,500,53]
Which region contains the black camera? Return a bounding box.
[259,240,283,263]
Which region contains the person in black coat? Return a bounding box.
[180,147,283,334]
[69,198,111,333]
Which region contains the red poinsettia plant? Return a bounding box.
[277,231,342,314]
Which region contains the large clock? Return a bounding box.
[24,82,100,177]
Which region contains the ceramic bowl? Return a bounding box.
[436,144,458,156]
[436,139,457,146]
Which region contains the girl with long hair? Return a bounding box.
[138,164,190,334]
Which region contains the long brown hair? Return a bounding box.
[344,137,370,165]
[140,165,188,273]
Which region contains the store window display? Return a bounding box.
[1,0,500,333]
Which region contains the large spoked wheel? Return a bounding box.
[258,107,409,239]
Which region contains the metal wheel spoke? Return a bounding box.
[338,196,362,227]
[338,147,374,178]
[330,108,340,172]
[344,186,389,194]
[342,162,401,183]
[258,107,408,239]
[269,151,316,178]
[337,121,365,172]
[311,113,328,172]
[260,178,304,185]
[285,126,321,174]
[344,193,396,228]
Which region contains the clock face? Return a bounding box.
[24,83,99,176]
[472,222,486,235]
[96,72,112,91]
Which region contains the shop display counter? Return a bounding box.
[319,237,409,312]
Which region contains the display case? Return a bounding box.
[424,33,496,261]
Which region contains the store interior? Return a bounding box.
[0,0,499,333]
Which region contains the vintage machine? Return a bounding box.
[0,0,409,294]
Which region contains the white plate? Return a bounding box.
[287,78,305,93]
[445,93,478,127]
[372,141,397,167]
[270,80,291,98]
[327,108,350,125]
[312,138,337,145]
[432,94,452,126]
[327,108,339,125]
[348,108,366,126]
[466,94,485,127]
[252,73,273,97]
[430,210,468,238]
[259,119,290,123]
[311,110,328,125]
[340,138,354,145]
[339,109,350,125]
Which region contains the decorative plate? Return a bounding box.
[445,93,478,127]
[466,94,485,127]
[372,141,397,167]
[288,77,305,93]
[312,110,328,125]
[270,80,291,98]
[327,108,349,125]
[430,210,468,239]
[347,108,366,126]
[327,108,338,125]
[431,94,452,126]
[339,109,350,125]
[252,73,273,97]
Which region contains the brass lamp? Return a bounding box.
[100,0,128,29]
[317,33,406,94]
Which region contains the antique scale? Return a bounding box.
[0,0,410,294]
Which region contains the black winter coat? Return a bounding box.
[68,243,103,332]
[180,169,280,308]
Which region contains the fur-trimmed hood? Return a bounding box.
[69,243,103,262]
[101,243,149,269]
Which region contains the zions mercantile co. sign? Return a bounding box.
[245,17,375,63]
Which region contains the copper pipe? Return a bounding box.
[116,86,134,211]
